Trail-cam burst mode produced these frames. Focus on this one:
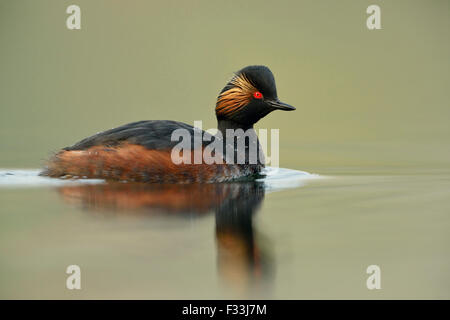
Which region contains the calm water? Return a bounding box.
[1,1,449,299]
[0,167,448,299]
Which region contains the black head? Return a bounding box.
[215,65,295,126]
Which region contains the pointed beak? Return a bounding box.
[266,99,296,111]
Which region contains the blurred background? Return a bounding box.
[0,0,449,171]
[0,0,449,299]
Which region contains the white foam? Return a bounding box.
[0,167,320,191]
[0,169,104,188]
[258,167,320,192]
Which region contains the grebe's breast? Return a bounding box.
[41,120,263,183]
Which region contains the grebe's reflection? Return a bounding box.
[57,181,272,292]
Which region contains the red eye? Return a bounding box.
[253,91,263,99]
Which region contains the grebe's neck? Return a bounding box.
[216,119,265,168]
[217,120,253,136]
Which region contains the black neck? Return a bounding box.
[217,119,253,136]
[216,119,265,168]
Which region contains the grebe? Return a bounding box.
[41,65,295,183]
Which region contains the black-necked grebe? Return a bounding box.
[41,65,295,183]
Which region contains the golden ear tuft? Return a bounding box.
[215,74,257,117]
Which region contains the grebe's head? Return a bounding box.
[215,65,295,126]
